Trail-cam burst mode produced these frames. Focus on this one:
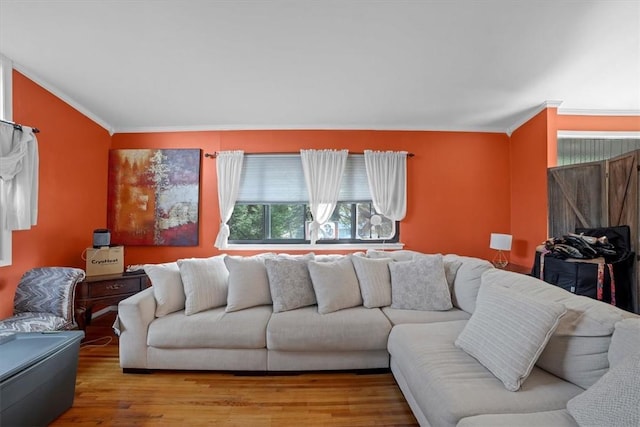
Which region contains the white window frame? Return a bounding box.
[0,54,13,266]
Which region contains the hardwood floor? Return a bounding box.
[52,312,418,426]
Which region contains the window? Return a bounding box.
[0,54,12,266]
[228,154,399,244]
[557,136,640,166]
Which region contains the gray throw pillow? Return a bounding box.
[608,318,640,368]
[265,257,316,313]
[308,256,363,314]
[389,254,452,311]
[351,254,392,308]
[567,353,640,427]
[455,283,567,391]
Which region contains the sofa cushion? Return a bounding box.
[608,317,640,368]
[308,256,362,314]
[388,321,583,427]
[144,262,185,317]
[381,306,470,326]
[457,409,578,427]
[351,255,392,308]
[147,305,272,349]
[567,352,640,427]
[178,255,229,315]
[444,254,493,313]
[389,254,452,311]
[482,268,627,389]
[224,254,273,312]
[267,305,391,351]
[265,257,316,313]
[455,283,567,391]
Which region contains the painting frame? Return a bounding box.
[107,148,201,246]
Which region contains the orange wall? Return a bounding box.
[112,130,511,266]
[1,73,513,318]
[509,108,554,267]
[508,109,640,269]
[0,72,112,318]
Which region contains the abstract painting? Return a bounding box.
[107,149,201,246]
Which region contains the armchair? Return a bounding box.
[0,267,85,332]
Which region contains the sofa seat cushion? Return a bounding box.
[388,322,583,427]
[457,409,578,427]
[267,306,391,352]
[381,306,470,326]
[147,305,272,349]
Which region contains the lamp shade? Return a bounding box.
[490,233,512,251]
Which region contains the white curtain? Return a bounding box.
[364,150,407,221]
[214,150,244,249]
[0,124,39,231]
[301,149,348,244]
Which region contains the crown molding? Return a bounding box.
[113,123,508,135]
[506,100,563,136]
[11,62,114,135]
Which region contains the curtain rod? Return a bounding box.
[204,151,414,158]
[0,119,40,133]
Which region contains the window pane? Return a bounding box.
[330,203,353,239]
[229,204,264,240]
[356,203,395,239]
[270,204,305,239]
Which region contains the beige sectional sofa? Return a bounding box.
[116,251,640,426]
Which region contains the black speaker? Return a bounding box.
[93,229,111,248]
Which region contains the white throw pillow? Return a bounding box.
[265,257,316,313]
[144,262,185,317]
[351,254,392,308]
[308,256,363,314]
[567,353,640,427]
[177,255,229,315]
[224,255,273,312]
[455,283,567,391]
[389,254,452,311]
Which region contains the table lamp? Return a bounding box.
[490,233,512,268]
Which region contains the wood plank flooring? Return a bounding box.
[51,312,418,426]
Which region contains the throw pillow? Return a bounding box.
[389,254,452,311]
[608,318,640,368]
[265,257,316,313]
[177,255,229,315]
[224,254,273,312]
[351,254,392,308]
[443,258,462,289]
[455,283,567,391]
[308,256,363,314]
[567,353,640,427]
[144,262,185,317]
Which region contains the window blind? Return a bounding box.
[236,154,371,203]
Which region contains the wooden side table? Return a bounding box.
[74,272,150,331]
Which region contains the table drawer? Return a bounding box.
[88,277,142,298]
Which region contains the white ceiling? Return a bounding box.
[0,0,639,135]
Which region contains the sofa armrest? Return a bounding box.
[117,287,156,369]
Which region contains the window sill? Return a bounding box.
[223,242,405,252]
